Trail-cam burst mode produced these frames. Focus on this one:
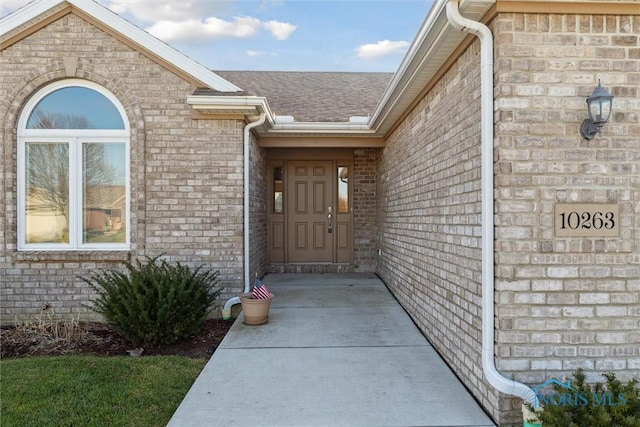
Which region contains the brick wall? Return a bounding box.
[377,10,638,425]
[353,148,378,272]
[249,131,268,279]
[0,13,245,322]
[493,11,640,423]
[376,39,500,419]
[141,114,245,308]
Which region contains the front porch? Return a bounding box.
[250,147,380,277]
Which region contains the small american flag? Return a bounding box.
[252,277,271,299]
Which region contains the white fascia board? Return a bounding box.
[187,95,269,108]
[187,95,275,124]
[1,0,241,92]
[269,122,375,134]
[187,95,271,116]
[368,0,494,133]
[187,95,375,134]
[368,0,450,130]
[0,0,62,34]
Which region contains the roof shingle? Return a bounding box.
[208,71,393,123]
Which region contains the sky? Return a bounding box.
[1,0,434,72]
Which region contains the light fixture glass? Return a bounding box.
[580,80,613,140]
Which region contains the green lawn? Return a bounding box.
[1,355,206,427]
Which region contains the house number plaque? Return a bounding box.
[554,204,619,237]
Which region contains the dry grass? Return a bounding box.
[1,306,122,358]
[21,306,87,343]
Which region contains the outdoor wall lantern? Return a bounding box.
[580,80,613,140]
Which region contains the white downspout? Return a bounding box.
[446,0,536,406]
[222,113,267,320]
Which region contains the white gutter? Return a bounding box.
[188,95,375,135]
[446,0,536,406]
[221,113,266,320]
[269,121,374,133]
[187,95,271,111]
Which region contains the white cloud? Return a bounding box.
[147,16,263,42]
[1,0,295,44]
[146,17,295,43]
[356,40,410,59]
[105,0,234,23]
[246,50,276,57]
[262,20,296,40]
[106,0,295,43]
[146,16,295,43]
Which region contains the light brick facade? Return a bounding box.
[249,134,268,280]
[353,148,378,272]
[1,13,248,320]
[492,11,639,424]
[376,9,639,426]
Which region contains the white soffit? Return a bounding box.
[459,0,496,16]
[187,95,272,118]
[370,0,495,134]
[0,0,242,92]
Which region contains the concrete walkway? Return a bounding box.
[168,273,495,427]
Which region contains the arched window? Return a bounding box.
[17,80,130,250]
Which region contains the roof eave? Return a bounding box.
[369,0,495,134]
[187,95,378,136]
[187,95,273,119]
[0,0,58,32]
[269,122,376,135]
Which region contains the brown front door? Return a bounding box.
[287,161,333,262]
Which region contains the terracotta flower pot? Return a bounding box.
[239,293,274,325]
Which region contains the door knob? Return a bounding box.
[327,207,333,233]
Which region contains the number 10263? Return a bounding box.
[554,204,619,237]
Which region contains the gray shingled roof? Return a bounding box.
[207,71,394,123]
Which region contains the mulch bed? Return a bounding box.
[0,319,235,359]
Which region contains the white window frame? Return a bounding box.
[17,79,130,251]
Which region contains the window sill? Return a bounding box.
[14,251,131,263]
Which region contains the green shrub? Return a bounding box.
[83,256,222,347]
[528,369,640,427]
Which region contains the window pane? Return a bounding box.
[27,87,125,129]
[25,143,69,243]
[338,166,349,214]
[274,167,283,213]
[83,143,126,244]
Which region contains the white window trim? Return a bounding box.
[17,80,131,251]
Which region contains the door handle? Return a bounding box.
[327,207,333,233]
